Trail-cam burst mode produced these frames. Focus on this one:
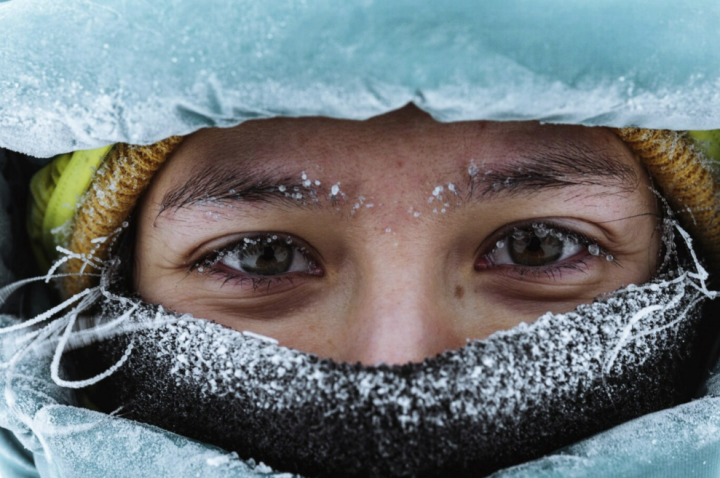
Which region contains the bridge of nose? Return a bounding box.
[336,231,467,365]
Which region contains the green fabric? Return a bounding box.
[690,130,720,163]
[27,146,113,272]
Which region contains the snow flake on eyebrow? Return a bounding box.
[328,182,350,205]
[301,171,323,191]
[468,160,480,178]
[301,171,312,188]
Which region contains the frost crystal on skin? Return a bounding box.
[468,161,480,178]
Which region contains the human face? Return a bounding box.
[134,106,660,365]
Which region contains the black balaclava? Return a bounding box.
[60,220,716,478]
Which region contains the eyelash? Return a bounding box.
[479,221,617,280]
[508,258,591,281]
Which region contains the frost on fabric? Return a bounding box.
[0,219,716,477]
[1,1,720,157]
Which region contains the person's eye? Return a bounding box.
[475,222,613,276]
[194,233,323,285]
[220,239,310,275]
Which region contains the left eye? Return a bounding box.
[218,237,313,276]
[488,226,586,267]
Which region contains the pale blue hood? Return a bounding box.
[0,0,719,157]
[1,1,720,477]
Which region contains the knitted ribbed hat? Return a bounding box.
[614,129,720,268]
[28,137,184,297]
[28,129,720,298]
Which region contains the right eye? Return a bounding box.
[220,240,309,275]
[502,228,584,267]
[477,222,604,271]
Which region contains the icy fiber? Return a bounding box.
[1,0,720,157]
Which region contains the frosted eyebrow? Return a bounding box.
[158,165,332,215]
[158,138,638,215]
[466,142,639,199]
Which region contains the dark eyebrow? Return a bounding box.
[466,141,639,199]
[159,165,331,215]
[159,139,639,215]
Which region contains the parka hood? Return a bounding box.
[1,0,720,157]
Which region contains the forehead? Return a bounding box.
[167,110,630,183]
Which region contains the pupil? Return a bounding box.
[526,236,542,253]
[509,231,563,266]
[261,246,275,261]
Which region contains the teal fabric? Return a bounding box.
[0,429,38,478]
[0,0,720,157]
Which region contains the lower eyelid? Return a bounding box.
[484,259,594,284]
[204,267,309,292]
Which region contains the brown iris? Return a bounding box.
[508,232,564,266]
[239,243,293,275]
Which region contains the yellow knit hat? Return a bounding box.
[614,128,720,269]
[28,137,184,297]
[27,129,720,298]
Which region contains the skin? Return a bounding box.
[134,106,661,365]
